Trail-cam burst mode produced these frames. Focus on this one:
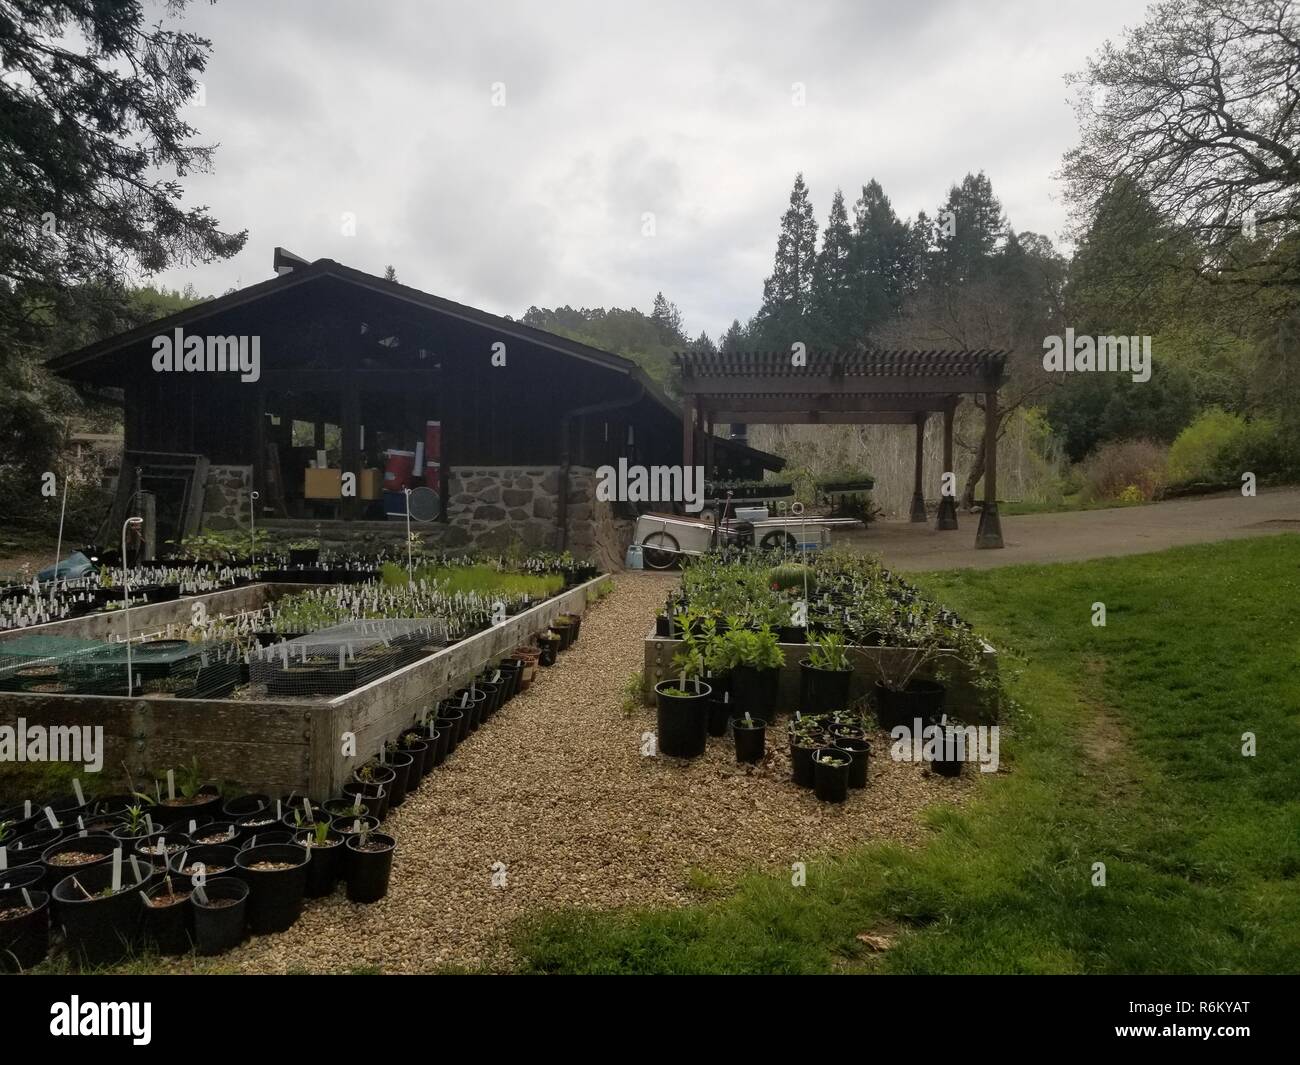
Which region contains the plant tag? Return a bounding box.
[795,711,802,721]
[276,799,282,819]
[0,846,6,870]
[460,692,468,708]
[352,819,361,834]
[301,798,312,821]
[249,834,257,848]
[43,806,59,829]
[145,813,154,833]
[77,816,85,830]
[378,746,386,764]
[188,820,197,834]
[129,853,143,884]
[72,778,85,805]
[22,887,34,909]
[138,891,151,905]
[111,848,123,893]
[724,692,730,704]
[23,800,31,819]
[744,712,753,726]
[192,882,209,906]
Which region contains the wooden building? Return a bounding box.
[47,251,782,566]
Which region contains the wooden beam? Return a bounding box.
[910,415,927,522]
[976,390,1003,548]
[937,405,958,530]
[682,396,696,470]
[680,373,999,397]
[702,410,938,425]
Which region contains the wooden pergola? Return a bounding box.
[674,349,1008,548]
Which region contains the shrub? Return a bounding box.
[1080,439,1168,502]
[1166,409,1287,485]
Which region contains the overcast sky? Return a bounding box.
[149,0,1150,339]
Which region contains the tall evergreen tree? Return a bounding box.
[755,173,819,346]
[932,172,1006,284]
[719,319,745,354]
[650,291,687,346]
[851,180,919,340]
[810,189,855,347]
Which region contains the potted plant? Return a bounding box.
[0,888,50,972]
[295,822,345,898]
[929,715,964,778]
[800,632,854,714]
[718,624,784,722]
[537,630,562,666]
[234,843,310,934]
[836,736,870,788]
[732,711,766,764]
[52,852,151,968]
[191,877,249,956]
[788,718,825,788]
[341,780,388,821]
[141,875,194,955]
[871,613,947,731]
[653,660,713,759]
[345,829,396,903]
[287,538,321,567]
[155,758,223,819]
[39,834,122,893]
[171,844,240,882]
[813,748,851,803]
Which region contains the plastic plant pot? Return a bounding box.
[323,798,369,824]
[0,863,46,901]
[53,857,151,969]
[550,617,575,651]
[353,762,396,795]
[341,782,388,822]
[294,830,345,898]
[161,814,213,838]
[835,737,871,788]
[382,752,415,808]
[331,815,381,842]
[238,830,297,851]
[141,878,194,955]
[234,844,310,934]
[475,681,502,719]
[400,737,432,779]
[654,679,712,759]
[436,712,463,754]
[732,717,767,764]
[730,665,781,722]
[798,660,853,715]
[789,738,820,788]
[422,726,447,768]
[930,727,963,778]
[222,794,271,820]
[189,822,241,847]
[537,636,560,666]
[156,785,223,821]
[191,877,248,956]
[345,832,396,904]
[235,809,283,843]
[170,845,241,884]
[0,889,50,972]
[12,827,64,862]
[453,689,487,731]
[812,750,851,804]
[873,679,945,732]
[39,833,120,894]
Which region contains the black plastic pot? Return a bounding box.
[353,763,396,796]
[238,830,297,851]
[0,889,50,972]
[930,727,963,778]
[654,614,671,638]
[222,793,270,820]
[813,749,851,803]
[475,681,502,719]
[331,815,381,841]
[235,809,283,842]
[424,727,447,768]
[731,665,780,721]
[799,661,853,715]
[498,658,524,701]
[400,737,432,778]
[453,689,487,731]
[550,618,576,651]
[732,717,767,764]
[345,832,395,904]
[436,712,463,754]
[538,637,560,666]
[156,786,223,821]
[39,833,120,893]
[294,831,345,898]
[162,814,212,838]
[141,879,194,955]
[383,752,415,808]
[654,679,712,758]
[12,827,64,862]
[323,798,369,823]
[874,679,945,731]
[0,862,46,900]
[341,781,388,822]
[836,737,871,788]
[288,547,320,567]
[189,821,241,847]
[191,877,248,956]
[170,844,241,884]
[234,844,309,934]
[790,739,819,788]
[53,858,150,968]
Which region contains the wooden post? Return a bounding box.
[975,390,1004,548]
[341,372,361,520]
[682,397,696,472]
[936,403,958,530]
[909,415,927,522]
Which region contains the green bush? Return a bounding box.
[1167,409,1286,484]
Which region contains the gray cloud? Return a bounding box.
[151,0,1150,338]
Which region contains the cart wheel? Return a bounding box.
[641,531,680,570]
[759,530,798,552]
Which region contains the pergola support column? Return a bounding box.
[975,390,1004,548]
[936,404,958,530]
[909,415,927,522]
[682,396,696,472]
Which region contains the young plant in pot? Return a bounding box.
[926,714,965,778]
[871,612,946,732]
[141,872,194,956]
[295,821,345,898]
[286,537,321,567]
[155,758,223,818]
[654,650,713,759]
[799,632,854,715]
[190,877,249,956]
[537,630,562,666]
[788,717,825,788]
[718,623,784,723]
[0,887,50,972]
[234,842,310,934]
[345,828,396,904]
[732,711,766,764]
[53,848,152,969]
[812,748,852,803]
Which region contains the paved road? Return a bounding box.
[836,487,1300,571]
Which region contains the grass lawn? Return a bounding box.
[512,535,1300,974]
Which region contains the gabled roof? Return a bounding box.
[675,348,1008,383]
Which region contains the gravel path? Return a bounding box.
[162,573,972,974]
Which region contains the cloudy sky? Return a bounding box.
[150,0,1150,339]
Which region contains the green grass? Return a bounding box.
[997,494,1144,516]
[512,535,1300,974]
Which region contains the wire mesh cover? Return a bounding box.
[0,635,245,698]
[247,618,446,697]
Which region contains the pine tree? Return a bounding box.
[851,180,920,340]
[692,330,717,354]
[755,173,819,347]
[810,189,856,347]
[719,319,745,354]
[933,172,1006,284]
[650,291,687,346]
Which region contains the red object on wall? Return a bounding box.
[383,449,416,491]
